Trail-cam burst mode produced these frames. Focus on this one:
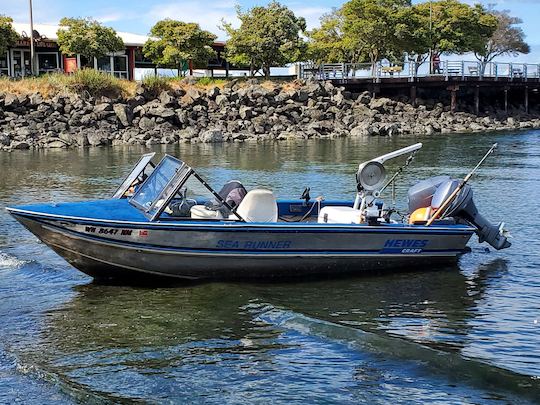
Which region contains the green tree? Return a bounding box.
[341,0,411,72]
[474,10,530,74]
[394,1,497,74]
[0,15,19,59]
[307,10,353,64]
[57,17,124,61]
[222,1,307,77]
[143,20,216,76]
[416,1,497,58]
[394,6,432,73]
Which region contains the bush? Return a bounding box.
[65,69,131,98]
[141,74,172,97]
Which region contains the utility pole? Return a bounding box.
[29,0,35,76]
[429,0,433,75]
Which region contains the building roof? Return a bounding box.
[12,22,150,47]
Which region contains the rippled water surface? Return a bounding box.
[1,132,539,403]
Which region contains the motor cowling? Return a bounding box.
[409,178,511,250]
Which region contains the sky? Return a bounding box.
[2,0,539,62]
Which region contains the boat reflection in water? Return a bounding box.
[23,258,539,403]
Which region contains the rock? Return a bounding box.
[11,141,30,149]
[47,140,68,148]
[215,94,228,106]
[178,127,198,140]
[113,104,133,127]
[294,90,309,102]
[94,103,112,113]
[148,105,175,118]
[4,94,19,109]
[28,93,44,106]
[59,133,76,145]
[181,76,197,85]
[369,97,395,113]
[182,88,202,105]
[357,91,371,105]
[200,128,223,143]
[159,90,177,106]
[350,125,369,137]
[239,106,254,119]
[207,87,220,99]
[0,133,11,146]
[87,133,105,146]
[469,122,484,132]
[139,117,156,131]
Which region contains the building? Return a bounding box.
[2,23,232,80]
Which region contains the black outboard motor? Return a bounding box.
[409,177,511,250]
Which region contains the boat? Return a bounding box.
[6,143,511,281]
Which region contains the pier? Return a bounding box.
[301,60,540,114]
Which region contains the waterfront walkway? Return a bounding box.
[300,60,540,114]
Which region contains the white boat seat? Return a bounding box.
[230,189,278,222]
[318,206,362,224]
[190,205,224,220]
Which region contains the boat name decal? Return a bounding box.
[216,240,292,249]
[382,239,428,254]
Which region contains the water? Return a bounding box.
[0,132,539,403]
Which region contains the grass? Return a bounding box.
[0,69,136,99]
[141,74,172,97]
[0,71,299,100]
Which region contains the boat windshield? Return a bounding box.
[129,155,193,219]
[112,152,156,199]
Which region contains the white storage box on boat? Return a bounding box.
[318,206,362,224]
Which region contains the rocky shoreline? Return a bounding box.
[1,78,539,151]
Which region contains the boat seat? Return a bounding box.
[318,206,362,224]
[190,205,224,220]
[230,189,278,222]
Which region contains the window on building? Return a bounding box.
[80,55,94,69]
[113,55,128,79]
[0,53,8,76]
[37,53,59,74]
[97,56,111,72]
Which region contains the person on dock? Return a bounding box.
[432,54,441,74]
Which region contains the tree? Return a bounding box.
[144,20,216,76]
[394,6,432,74]
[415,1,497,56]
[395,1,497,74]
[222,1,307,77]
[307,10,350,64]
[57,17,124,61]
[475,10,530,74]
[0,15,19,58]
[341,0,411,72]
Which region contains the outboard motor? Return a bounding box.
[431,179,510,250]
[409,177,511,250]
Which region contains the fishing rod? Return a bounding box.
[426,143,498,226]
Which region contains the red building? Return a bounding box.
[2,23,231,80]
